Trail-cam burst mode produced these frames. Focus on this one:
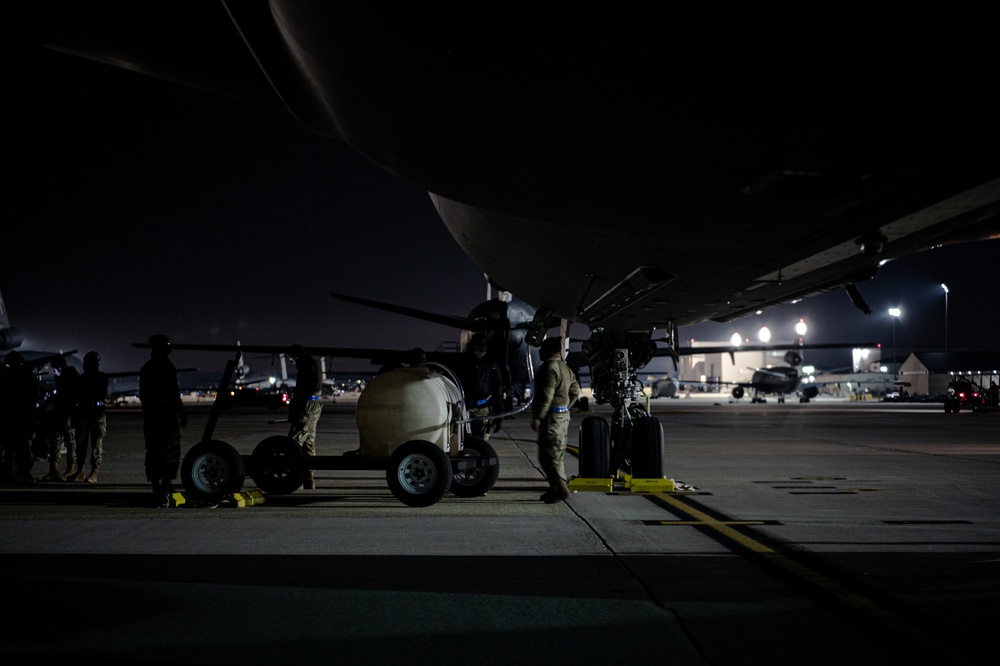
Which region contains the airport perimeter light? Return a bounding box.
[730,332,742,347]
[758,326,771,343]
[941,284,949,351]
[795,318,807,344]
[888,307,902,377]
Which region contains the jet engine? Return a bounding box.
[0,326,23,351]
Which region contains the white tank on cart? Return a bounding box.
[355,366,464,458]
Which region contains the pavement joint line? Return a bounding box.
[648,491,968,658]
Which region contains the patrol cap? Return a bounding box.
[539,336,563,357]
[148,333,171,350]
[84,351,101,364]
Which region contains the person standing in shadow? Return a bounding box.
[139,334,187,506]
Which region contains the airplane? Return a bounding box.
[649,343,878,403]
[36,8,1000,481]
[705,349,818,404]
[329,289,541,408]
[1,288,80,377]
[131,289,541,419]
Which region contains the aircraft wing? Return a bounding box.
[131,342,452,369]
[20,350,78,372]
[330,292,512,332]
[668,342,878,357]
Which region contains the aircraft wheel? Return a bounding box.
[579,416,611,478]
[732,386,744,400]
[387,440,452,507]
[250,436,306,494]
[630,416,664,479]
[181,440,246,503]
[450,436,500,497]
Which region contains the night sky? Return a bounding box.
[6,48,998,378]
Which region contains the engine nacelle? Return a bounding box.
[355,367,463,458]
[0,327,23,351]
[783,350,803,368]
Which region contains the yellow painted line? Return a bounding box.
[650,492,960,655]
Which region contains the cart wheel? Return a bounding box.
[450,436,499,497]
[250,436,306,494]
[181,440,246,503]
[387,440,452,507]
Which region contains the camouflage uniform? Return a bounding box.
[287,348,323,482]
[531,341,580,499]
[73,353,109,481]
[43,361,80,478]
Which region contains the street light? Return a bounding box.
[888,307,902,378]
[941,284,949,351]
[758,326,771,368]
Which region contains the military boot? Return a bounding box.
[63,462,77,478]
[66,466,87,482]
[303,471,316,490]
[85,466,99,483]
[41,462,65,482]
[543,479,571,504]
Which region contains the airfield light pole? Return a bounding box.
[795,318,807,345]
[758,326,771,368]
[888,307,902,378]
[941,284,949,351]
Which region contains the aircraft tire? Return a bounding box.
[450,436,500,497]
[387,440,452,507]
[249,436,307,494]
[181,439,246,503]
[630,416,664,479]
[579,416,611,478]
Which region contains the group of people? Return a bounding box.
[3,331,582,506]
[0,349,108,484]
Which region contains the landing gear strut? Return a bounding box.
[579,328,665,480]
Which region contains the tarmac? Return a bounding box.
[1,394,998,665]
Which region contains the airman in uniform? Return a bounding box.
[287,344,323,489]
[39,355,81,481]
[70,351,109,483]
[531,336,580,503]
[139,334,187,505]
[458,332,504,440]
